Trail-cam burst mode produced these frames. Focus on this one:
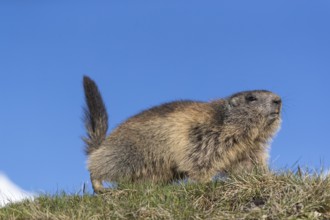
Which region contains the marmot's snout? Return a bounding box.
[270,95,282,116]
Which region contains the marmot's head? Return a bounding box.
[228,90,282,127]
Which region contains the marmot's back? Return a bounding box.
[87,100,218,185]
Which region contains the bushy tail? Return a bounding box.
[82,76,109,155]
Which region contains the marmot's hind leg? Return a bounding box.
[91,176,111,194]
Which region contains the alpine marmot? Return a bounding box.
[82,76,282,193]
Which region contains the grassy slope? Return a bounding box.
[1,171,329,220]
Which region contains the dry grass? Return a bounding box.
[1,170,329,220]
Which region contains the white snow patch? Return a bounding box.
[0,172,35,207]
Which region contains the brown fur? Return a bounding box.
[82,76,282,193]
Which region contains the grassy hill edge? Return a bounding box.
[1,170,329,220]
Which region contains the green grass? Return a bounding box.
[1,170,330,220]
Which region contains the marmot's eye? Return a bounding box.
[246,95,257,102]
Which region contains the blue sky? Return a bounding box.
[0,1,329,193]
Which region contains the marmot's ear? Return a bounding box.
[229,97,240,107]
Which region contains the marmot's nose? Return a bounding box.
[272,97,281,105]
[272,97,282,112]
